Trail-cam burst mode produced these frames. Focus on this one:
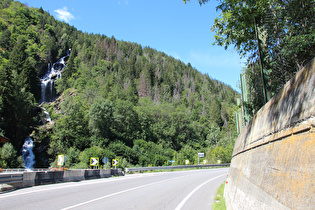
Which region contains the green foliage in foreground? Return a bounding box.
[198,0,315,114]
[213,182,227,210]
[0,142,23,168]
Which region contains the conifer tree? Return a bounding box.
[9,35,27,75]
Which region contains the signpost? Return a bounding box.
[90,157,99,169]
[198,153,204,165]
[102,157,109,169]
[57,155,66,170]
[170,160,175,166]
[57,155,65,166]
[112,159,119,169]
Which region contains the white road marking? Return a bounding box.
[0,175,144,199]
[0,171,185,200]
[175,173,227,210]
[61,175,191,210]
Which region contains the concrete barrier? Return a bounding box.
[21,169,118,188]
[23,171,36,187]
[0,169,123,190]
[35,171,64,185]
[63,169,85,182]
[225,58,315,209]
[110,168,123,176]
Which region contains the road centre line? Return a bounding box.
[175,173,227,210]
[61,174,192,210]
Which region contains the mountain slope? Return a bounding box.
[0,0,238,168]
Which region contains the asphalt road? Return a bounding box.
[0,168,228,210]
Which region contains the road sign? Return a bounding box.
[198,153,204,157]
[102,157,109,164]
[90,157,99,166]
[57,155,65,166]
[112,159,119,166]
[169,160,175,163]
[185,160,190,165]
[198,153,204,165]
[203,160,207,164]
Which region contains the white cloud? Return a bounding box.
[117,0,129,5]
[54,7,75,23]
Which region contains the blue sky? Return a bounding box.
[23,0,245,91]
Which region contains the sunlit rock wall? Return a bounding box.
[225,58,315,210]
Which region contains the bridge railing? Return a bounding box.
[125,163,230,173]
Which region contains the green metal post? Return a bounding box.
[240,73,249,126]
[255,17,271,103]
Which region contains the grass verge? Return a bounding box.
[212,182,226,210]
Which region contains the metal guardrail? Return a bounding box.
[0,173,23,184]
[125,163,230,173]
[0,168,49,173]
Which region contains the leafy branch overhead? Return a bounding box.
[185,0,315,113]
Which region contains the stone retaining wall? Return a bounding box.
[224,58,315,209]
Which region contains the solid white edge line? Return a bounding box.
[175,173,227,210]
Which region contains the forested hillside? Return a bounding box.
[0,0,238,168]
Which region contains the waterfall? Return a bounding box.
[42,107,51,123]
[40,49,71,103]
[21,137,35,171]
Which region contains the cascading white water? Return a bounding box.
[26,50,71,168]
[42,107,51,122]
[40,49,71,103]
[21,137,35,171]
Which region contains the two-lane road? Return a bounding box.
[0,168,228,210]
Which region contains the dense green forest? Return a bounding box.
[0,0,238,169]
